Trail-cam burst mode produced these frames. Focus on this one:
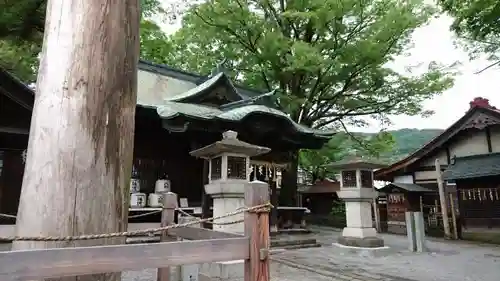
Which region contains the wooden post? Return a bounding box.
[244,181,270,281]
[12,1,140,281]
[449,194,458,239]
[435,159,451,239]
[158,192,178,281]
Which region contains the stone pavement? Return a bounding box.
[270,226,500,281]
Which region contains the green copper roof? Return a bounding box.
[156,101,222,119]
[155,102,333,138]
[167,72,242,102]
[442,153,500,180]
[136,62,334,146]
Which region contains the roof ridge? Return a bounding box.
[375,106,500,178]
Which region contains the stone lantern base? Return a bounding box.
[336,188,385,248]
[337,235,384,248]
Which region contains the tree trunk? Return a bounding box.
[279,151,298,207]
[12,1,140,281]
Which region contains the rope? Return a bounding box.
[176,208,245,226]
[128,210,162,218]
[0,202,271,242]
[0,213,16,219]
[1,210,163,220]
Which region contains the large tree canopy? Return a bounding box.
[161,0,454,130]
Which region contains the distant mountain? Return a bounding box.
[367,128,444,163]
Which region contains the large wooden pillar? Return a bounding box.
[12,1,140,281]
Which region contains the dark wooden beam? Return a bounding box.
[0,127,29,135]
[446,147,451,164]
[486,127,492,153]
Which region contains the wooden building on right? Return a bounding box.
[374,97,500,237]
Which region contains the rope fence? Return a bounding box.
[0,209,163,220]
[0,202,272,242]
[176,206,245,226]
[0,213,16,219]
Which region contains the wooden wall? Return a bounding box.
[0,149,24,224]
[457,175,500,229]
[132,122,207,206]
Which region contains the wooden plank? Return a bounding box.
[244,181,271,281]
[158,192,178,281]
[0,237,250,280]
[169,226,243,240]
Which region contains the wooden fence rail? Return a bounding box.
[0,183,270,281]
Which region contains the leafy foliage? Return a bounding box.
[0,0,170,82]
[439,0,500,61]
[161,0,455,130]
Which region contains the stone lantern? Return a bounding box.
[329,157,386,248]
[190,130,270,234]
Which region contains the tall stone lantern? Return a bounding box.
[329,157,386,248]
[190,130,270,234]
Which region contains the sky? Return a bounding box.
[157,5,500,133]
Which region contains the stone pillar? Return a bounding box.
[405,211,416,252]
[190,131,270,281]
[205,180,250,234]
[414,212,427,252]
[330,158,385,248]
[337,188,382,247]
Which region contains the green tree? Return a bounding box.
[159,0,455,205]
[0,0,170,81]
[299,130,395,182]
[439,0,500,71]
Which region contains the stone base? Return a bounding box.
[337,235,384,248]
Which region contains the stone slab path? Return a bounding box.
[272,226,500,281]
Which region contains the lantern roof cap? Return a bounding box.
[190,130,270,159]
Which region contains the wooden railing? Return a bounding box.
[0,184,270,281]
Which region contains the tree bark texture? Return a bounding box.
[12,1,140,281]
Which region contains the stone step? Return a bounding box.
[271,238,317,248]
[270,228,312,236]
[274,243,322,250]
